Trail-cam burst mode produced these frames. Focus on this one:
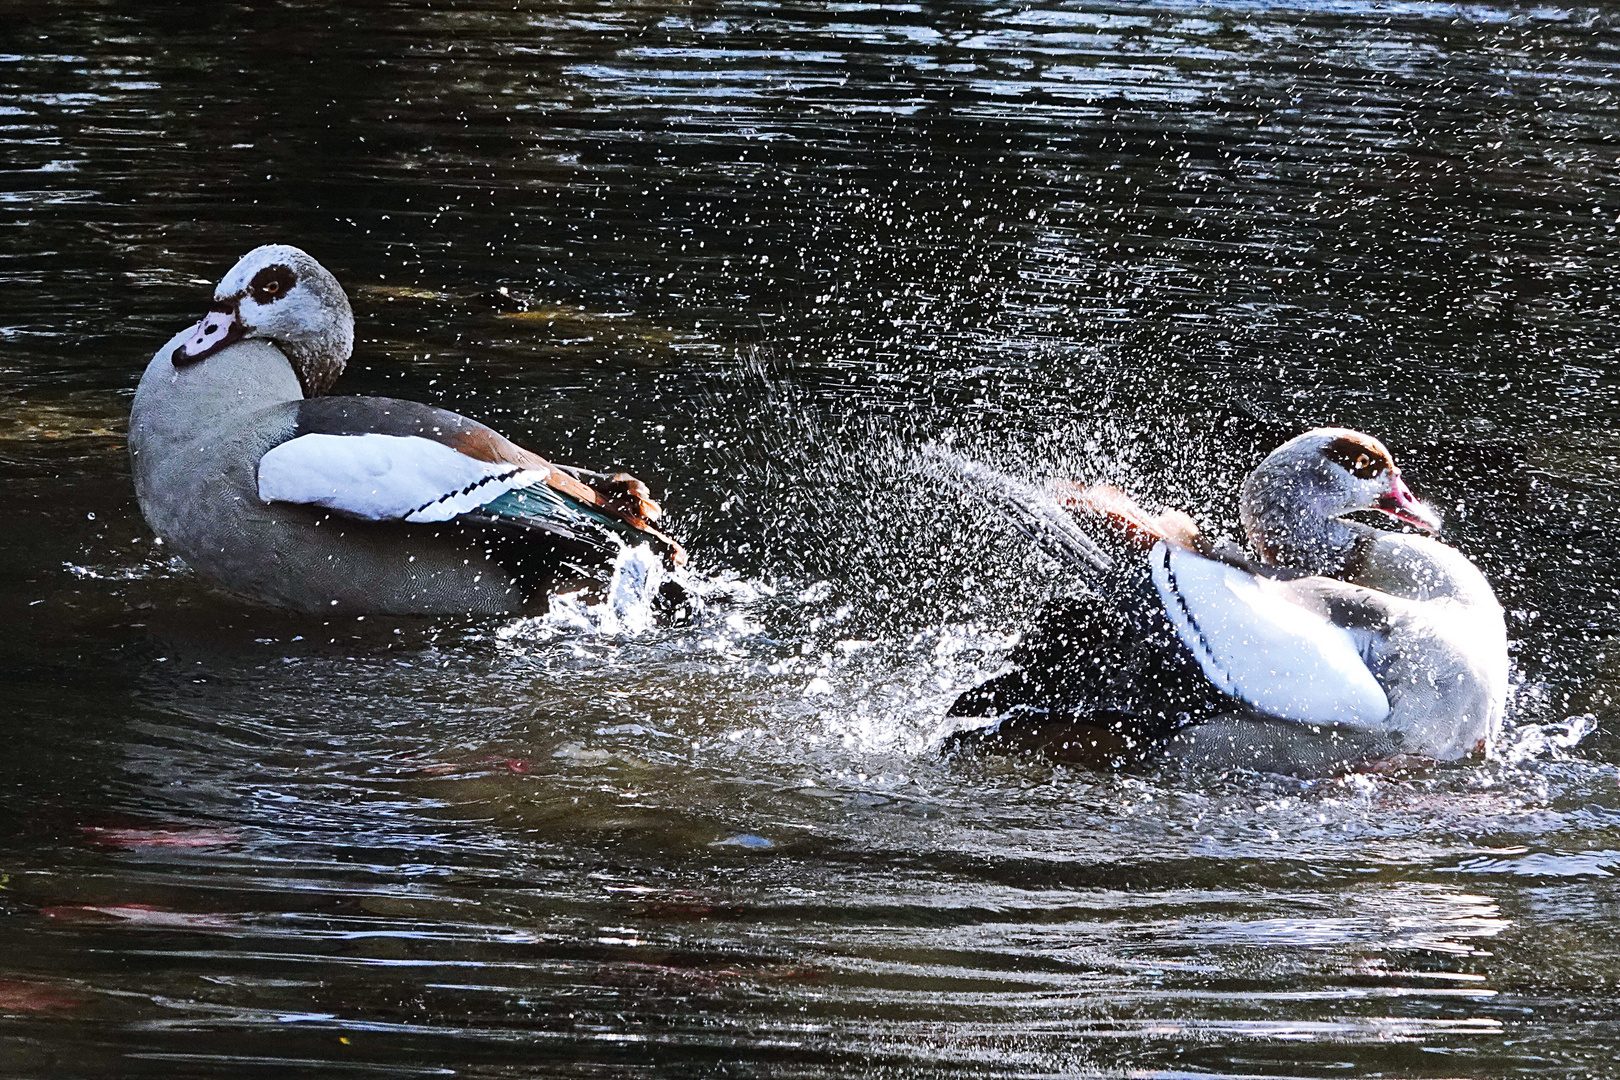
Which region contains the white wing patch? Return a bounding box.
[258,433,546,523]
[1150,542,1390,729]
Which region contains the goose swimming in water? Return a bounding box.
[948,429,1509,773]
[130,244,684,615]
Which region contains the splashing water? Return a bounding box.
[916,442,1113,572]
[503,544,675,639]
[1496,712,1599,766]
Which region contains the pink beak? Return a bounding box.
[1374,470,1442,533]
[171,301,243,367]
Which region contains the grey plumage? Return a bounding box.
[131,244,675,615]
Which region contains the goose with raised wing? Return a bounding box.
[130,245,684,615]
[948,429,1508,772]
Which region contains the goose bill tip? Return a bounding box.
[172,304,243,366]
[1374,473,1442,533]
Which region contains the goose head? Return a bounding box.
[170,244,354,397]
[1240,427,1442,574]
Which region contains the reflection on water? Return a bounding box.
[2,0,1618,1075]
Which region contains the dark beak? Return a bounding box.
[171,301,243,367]
[1373,470,1443,533]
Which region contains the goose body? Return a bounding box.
[950,429,1508,770]
[130,245,682,616]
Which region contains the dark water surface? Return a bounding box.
[3,0,1620,1075]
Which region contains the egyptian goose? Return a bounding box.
[130,244,683,615]
[949,429,1509,771]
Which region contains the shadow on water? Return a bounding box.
[2,0,1620,1075]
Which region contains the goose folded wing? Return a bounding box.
[256,432,561,523]
[258,396,685,563]
[1150,542,1391,730]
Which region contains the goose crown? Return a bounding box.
[173,244,354,397]
[1240,427,1440,574]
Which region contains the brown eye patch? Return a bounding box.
[249,264,296,303]
[1321,436,1392,480]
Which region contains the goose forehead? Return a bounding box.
[1277,427,1396,468]
[1304,426,1391,454]
[215,244,320,296]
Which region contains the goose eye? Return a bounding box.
[248,263,297,303]
[1322,436,1390,480]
